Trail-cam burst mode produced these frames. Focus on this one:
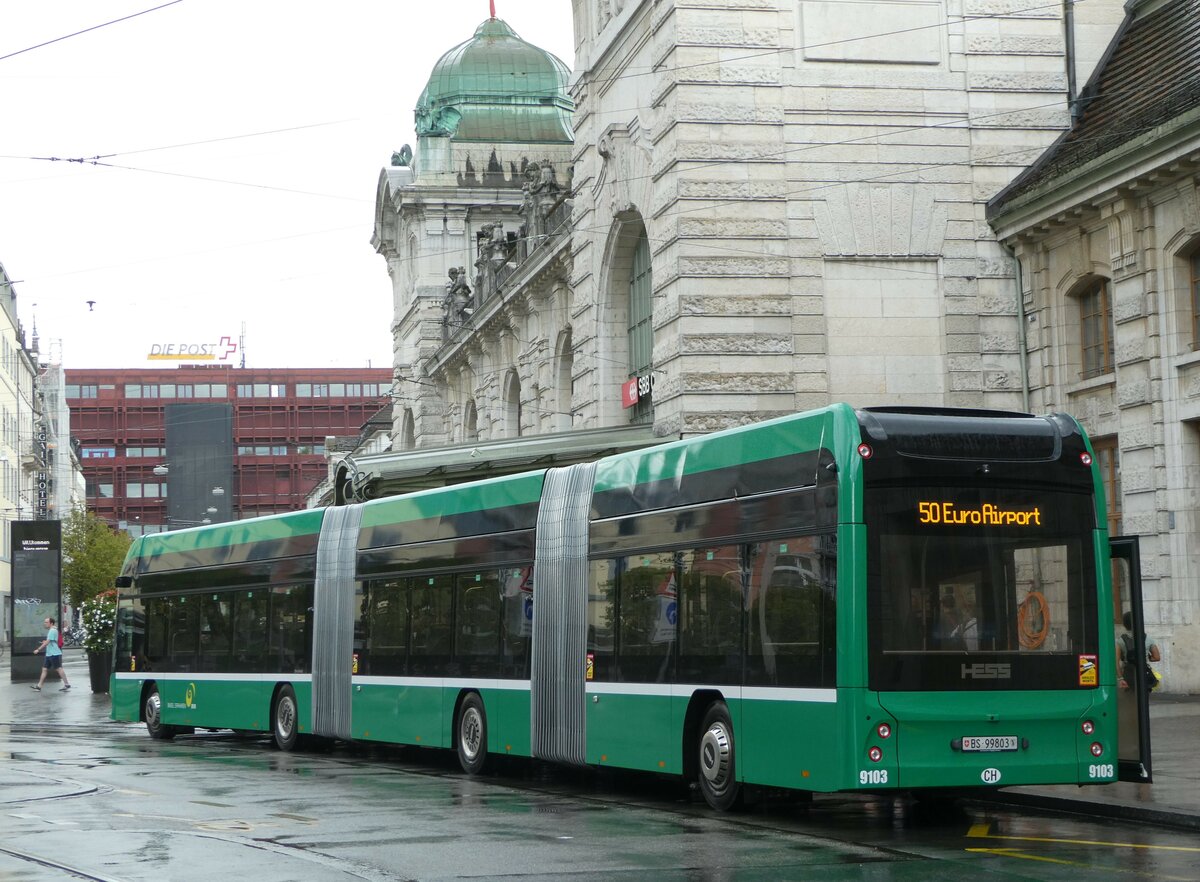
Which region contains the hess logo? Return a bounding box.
[962,663,1012,679]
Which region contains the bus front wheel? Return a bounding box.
[456,692,489,775]
[697,701,741,811]
[273,685,299,751]
[144,686,174,741]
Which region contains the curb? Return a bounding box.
[973,791,1200,832]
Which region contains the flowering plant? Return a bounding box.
[80,590,117,655]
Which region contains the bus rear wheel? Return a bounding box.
[144,686,174,741]
[273,685,299,751]
[697,701,741,811]
[456,693,489,775]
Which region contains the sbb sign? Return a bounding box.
[621,374,653,409]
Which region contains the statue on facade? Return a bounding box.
[443,267,473,320]
[390,144,413,167]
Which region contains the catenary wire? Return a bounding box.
[0,1,186,64]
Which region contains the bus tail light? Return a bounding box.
[1090,742,1104,757]
[877,723,891,739]
[868,746,883,762]
[1081,720,1094,735]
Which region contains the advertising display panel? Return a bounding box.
[10,521,62,681]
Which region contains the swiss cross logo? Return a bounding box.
[621,377,639,409]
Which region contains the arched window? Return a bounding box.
[1190,249,1200,349]
[504,371,522,438]
[1075,278,1113,380]
[463,400,478,442]
[555,329,573,432]
[627,230,653,424]
[400,408,416,450]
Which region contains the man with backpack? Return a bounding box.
[1117,611,1160,692]
[31,616,71,692]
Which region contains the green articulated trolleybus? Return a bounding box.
[111,403,1134,810]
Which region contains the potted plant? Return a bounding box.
[80,590,117,693]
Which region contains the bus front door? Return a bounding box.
[1110,536,1152,784]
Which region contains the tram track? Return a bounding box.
[0,846,126,882]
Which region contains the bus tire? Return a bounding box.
[456,692,489,775]
[697,701,741,811]
[144,685,174,741]
[273,685,299,752]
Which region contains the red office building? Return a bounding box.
[65,366,392,534]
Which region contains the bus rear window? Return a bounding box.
[865,485,1100,691]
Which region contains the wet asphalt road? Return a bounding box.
[2,657,1198,880]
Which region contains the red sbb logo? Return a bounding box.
[621,374,653,409]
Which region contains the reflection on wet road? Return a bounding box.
[1,721,1198,881]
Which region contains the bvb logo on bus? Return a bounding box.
[184,682,198,709]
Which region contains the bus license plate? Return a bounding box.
[962,736,1018,752]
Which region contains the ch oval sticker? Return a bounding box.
[981,768,1002,785]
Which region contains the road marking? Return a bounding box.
[966,847,1197,880]
[967,823,1200,853]
[966,847,1082,866]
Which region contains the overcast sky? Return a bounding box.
[0,1,575,370]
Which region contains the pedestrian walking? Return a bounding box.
[31,616,71,692]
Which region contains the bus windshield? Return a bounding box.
[865,483,1101,691]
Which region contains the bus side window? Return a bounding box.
[270,584,313,674]
[587,559,617,682]
[746,535,836,688]
[615,552,677,684]
[677,545,743,685]
[367,578,410,676]
[198,594,233,673]
[145,597,169,671]
[409,575,452,676]
[233,590,269,673]
[168,596,199,673]
[501,567,533,679]
[455,571,501,675]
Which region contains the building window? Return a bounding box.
[82,447,116,458]
[463,400,478,442]
[1079,280,1114,379]
[237,384,286,397]
[1093,435,1121,537]
[628,230,653,424]
[125,446,165,458]
[127,481,168,499]
[1191,251,1200,350]
[504,371,522,438]
[69,385,98,399]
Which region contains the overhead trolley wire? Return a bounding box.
[0,0,186,64]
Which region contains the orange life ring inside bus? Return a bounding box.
[1018,591,1049,649]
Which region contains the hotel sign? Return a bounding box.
[35,423,49,520]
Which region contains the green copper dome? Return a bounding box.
[415,17,573,143]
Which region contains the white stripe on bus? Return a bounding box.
[113,672,836,703]
[113,672,314,683]
[353,677,531,690]
[585,683,837,703]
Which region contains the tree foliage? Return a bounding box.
[61,508,131,610]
